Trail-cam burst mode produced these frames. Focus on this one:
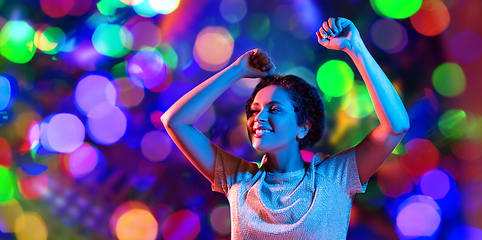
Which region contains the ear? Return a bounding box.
[297,120,312,139]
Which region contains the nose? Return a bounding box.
[255,109,268,122]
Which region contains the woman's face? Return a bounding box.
[246,85,306,152]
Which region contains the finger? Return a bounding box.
[252,52,268,66]
[318,28,326,39]
[250,49,260,59]
[316,31,323,42]
[328,17,337,34]
[256,56,271,68]
[335,17,343,33]
[268,66,276,75]
[322,21,334,37]
[318,37,329,47]
[261,62,274,72]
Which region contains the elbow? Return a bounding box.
[160,113,171,128]
[394,120,410,135]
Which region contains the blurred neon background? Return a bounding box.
[0,0,482,239]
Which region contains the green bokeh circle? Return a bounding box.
[41,27,66,55]
[432,62,466,97]
[0,21,36,64]
[370,0,422,19]
[92,24,133,58]
[0,167,14,202]
[317,60,354,97]
[438,109,467,140]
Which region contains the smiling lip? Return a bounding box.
[253,129,273,138]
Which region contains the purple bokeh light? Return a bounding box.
[87,102,127,145]
[39,113,85,153]
[74,74,117,115]
[419,169,451,200]
[127,49,168,90]
[451,30,482,63]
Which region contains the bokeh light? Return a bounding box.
[432,62,466,97]
[317,60,354,97]
[419,169,450,200]
[0,167,14,202]
[210,205,231,235]
[87,102,127,145]
[396,195,441,238]
[140,130,172,162]
[127,49,168,90]
[40,0,74,18]
[67,0,92,16]
[451,139,482,161]
[342,81,375,119]
[438,109,467,140]
[65,143,99,178]
[301,150,315,163]
[447,226,482,240]
[370,0,422,19]
[370,18,408,54]
[0,198,24,233]
[75,74,117,115]
[162,209,201,240]
[39,113,85,153]
[17,167,48,200]
[400,138,439,176]
[92,24,133,58]
[451,30,482,63]
[72,40,104,71]
[14,212,48,240]
[377,156,413,198]
[0,137,12,168]
[220,0,247,23]
[112,77,145,108]
[120,0,145,5]
[115,208,158,240]
[149,0,180,14]
[0,21,36,64]
[150,110,164,129]
[133,0,158,17]
[34,26,66,55]
[409,0,450,37]
[28,120,40,153]
[123,17,161,51]
[0,75,11,111]
[193,26,234,72]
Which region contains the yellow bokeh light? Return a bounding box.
[115,209,158,240]
[193,26,234,72]
[0,198,24,233]
[15,212,48,240]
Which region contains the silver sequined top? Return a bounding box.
[212,146,367,239]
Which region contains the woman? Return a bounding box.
[161,17,409,239]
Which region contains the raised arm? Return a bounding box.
[317,17,410,183]
[161,49,275,183]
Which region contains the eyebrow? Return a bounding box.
[251,101,284,107]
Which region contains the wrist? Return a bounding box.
[223,63,245,81]
[344,38,367,59]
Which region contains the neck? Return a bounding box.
[265,144,305,173]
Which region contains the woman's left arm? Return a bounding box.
[317,17,410,183]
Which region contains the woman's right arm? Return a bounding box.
[161,49,275,183]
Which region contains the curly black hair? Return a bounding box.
[245,75,325,149]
